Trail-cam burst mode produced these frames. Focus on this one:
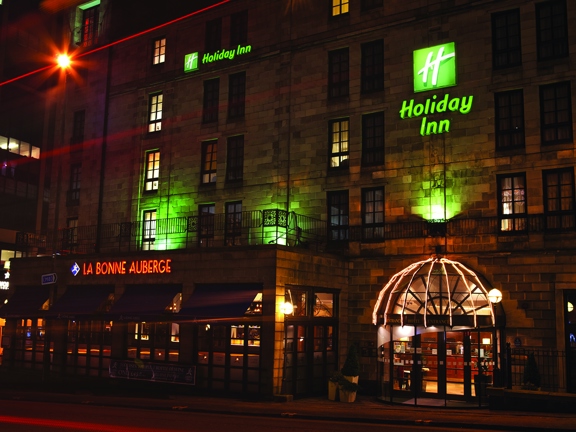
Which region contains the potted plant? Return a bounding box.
[328,371,343,401]
[341,344,360,384]
[522,353,541,390]
[339,377,359,403]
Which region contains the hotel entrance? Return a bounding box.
[372,257,505,406]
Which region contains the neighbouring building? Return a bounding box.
[1,0,575,406]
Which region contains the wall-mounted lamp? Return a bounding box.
[280,301,294,315]
[488,288,502,304]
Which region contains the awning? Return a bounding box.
[107,284,181,321]
[179,283,262,320]
[47,285,114,319]
[0,286,51,318]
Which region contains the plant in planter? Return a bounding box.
[522,352,541,390]
[341,344,360,384]
[328,371,344,401]
[338,377,359,403]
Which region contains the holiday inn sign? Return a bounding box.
[184,44,252,73]
[400,42,474,136]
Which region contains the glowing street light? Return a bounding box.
[56,53,71,69]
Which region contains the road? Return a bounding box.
[0,399,507,432]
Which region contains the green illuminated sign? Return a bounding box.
[413,42,456,93]
[184,44,252,73]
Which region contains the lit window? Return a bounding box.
[148,93,163,132]
[201,140,217,184]
[152,37,166,65]
[78,3,99,47]
[332,0,349,16]
[144,151,160,192]
[329,118,349,169]
[498,173,526,232]
[143,210,156,250]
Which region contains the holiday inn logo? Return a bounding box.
[413,42,456,93]
[184,44,252,73]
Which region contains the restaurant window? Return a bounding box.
[544,168,575,230]
[142,209,156,250]
[230,10,248,46]
[66,320,112,377]
[205,17,222,53]
[361,40,384,93]
[13,318,47,369]
[362,111,384,166]
[362,187,384,241]
[284,288,337,318]
[332,0,349,16]
[71,110,85,145]
[198,204,215,247]
[148,93,163,133]
[328,48,349,99]
[329,118,349,170]
[68,163,81,205]
[540,81,572,145]
[144,150,160,192]
[202,78,220,124]
[225,201,242,245]
[495,89,525,150]
[228,72,246,120]
[327,190,349,241]
[226,135,244,182]
[492,9,521,69]
[201,140,217,184]
[128,322,179,362]
[536,0,568,61]
[152,37,166,65]
[498,173,527,232]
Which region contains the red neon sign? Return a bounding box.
[82,259,172,275]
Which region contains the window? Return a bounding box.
[228,72,246,119]
[225,201,242,245]
[144,151,160,192]
[492,9,521,69]
[226,135,244,182]
[201,140,217,184]
[230,10,248,46]
[205,18,222,53]
[544,168,575,230]
[498,173,526,232]
[329,118,350,170]
[536,0,568,61]
[332,0,349,16]
[540,82,572,145]
[202,78,220,124]
[361,40,384,93]
[495,90,525,150]
[143,210,156,250]
[198,204,215,247]
[64,217,78,251]
[328,48,349,99]
[362,187,384,241]
[148,93,163,133]
[71,110,85,145]
[362,112,384,166]
[327,190,349,241]
[68,164,81,205]
[152,37,166,65]
[361,0,383,10]
[128,322,179,362]
[80,4,99,47]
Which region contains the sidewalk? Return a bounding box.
[0,389,575,431]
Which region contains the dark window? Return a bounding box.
[225,201,242,245]
[201,140,217,184]
[362,187,384,241]
[230,10,248,46]
[362,112,384,166]
[328,48,349,99]
[68,164,81,205]
[361,40,384,93]
[143,210,156,250]
[148,93,163,133]
[544,168,575,230]
[361,0,383,10]
[327,190,349,241]
[64,217,78,251]
[492,9,522,69]
[332,0,349,16]
[144,151,160,192]
[540,81,572,145]
[536,0,568,61]
[495,90,525,150]
[226,135,244,182]
[152,37,166,65]
[202,78,220,124]
[329,118,349,170]
[198,204,215,247]
[498,173,527,232]
[228,72,246,119]
[80,5,99,47]
[71,110,85,145]
[205,18,222,53]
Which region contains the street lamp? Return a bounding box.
[57,53,71,69]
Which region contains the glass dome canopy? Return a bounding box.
[372,257,496,328]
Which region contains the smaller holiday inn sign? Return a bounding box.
[401,42,474,136]
[184,44,252,73]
